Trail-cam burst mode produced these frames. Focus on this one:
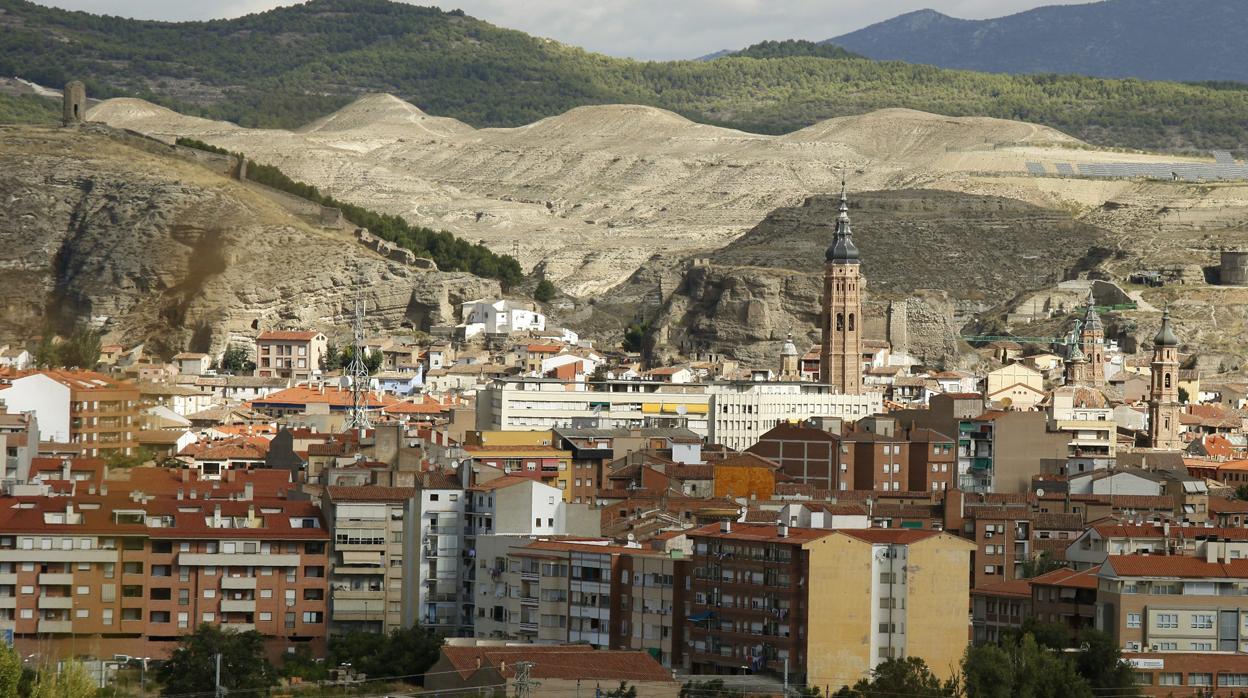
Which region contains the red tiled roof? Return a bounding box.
[256,331,319,341]
[714,451,779,470]
[525,344,563,354]
[838,528,944,545]
[441,646,673,682]
[973,579,1033,597]
[1103,555,1248,579]
[468,474,535,492]
[326,485,414,502]
[687,522,832,544]
[1030,565,1101,590]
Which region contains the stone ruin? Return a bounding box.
[355,228,437,271]
[62,81,86,127]
[318,206,345,229]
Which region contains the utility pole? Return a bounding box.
[513,660,536,698]
[783,656,789,695]
[345,281,372,437]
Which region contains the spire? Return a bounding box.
[781,332,798,357]
[1082,287,1104,333]
[826,176,861,264]
[1154,307,1179,347]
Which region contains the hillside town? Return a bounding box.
[1,183,1245,696]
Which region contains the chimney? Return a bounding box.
[777,520,788,538]
[100,484,108,496]
[65,503,73,519]
[720,519,731,534]
[177,488,184,501]
[88,485,96,495]
[244,482,254,501]
[61,457,70,480]
[190,488,198,499]
[247,505,256,526]
[213,505,222,526]
[180,468,191,483]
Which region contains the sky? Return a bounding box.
[39,0,1097,60]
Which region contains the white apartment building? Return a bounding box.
[459,299,545,339]
[476,379,883,449]
[706,382,884,451]
[475,379,712,436]
[1047,386,1116,460]
[415,474,468,634]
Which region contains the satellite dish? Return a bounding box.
[676,405,688,416]
[451,460,460,469]
[1035,488,1045,498]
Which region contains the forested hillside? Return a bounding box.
[828,0,1248,84]
[4,0,1248,149]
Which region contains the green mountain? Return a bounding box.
[4,0,1248,149]
[828,0,1248,84]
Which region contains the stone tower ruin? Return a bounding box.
[62,80,86,127]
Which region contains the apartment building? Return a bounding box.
[1029,566,1099,632]
[415,471,468,635]
[971,579,1031,644]
[323,486,415,634]
[1066,523,1248,570]
[686,523,974,689]
[0,492,330,661]
[1097,555,1248,657]
[1047,386,1116,463]
[0,411,37,486]
[254,331,328,381]
[462,445,573,498]
[957,411,1068,494]
[0,370,140,457]
[704,382,883,451]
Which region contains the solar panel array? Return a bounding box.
[1213,150,1235,165]
[1055,163,1075,176]
[1025,162,1046,175]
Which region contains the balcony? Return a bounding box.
[0,573,17,585]
[220,599,256,613]
[0,596,16,609]
[221,577,258,590]
[38,596,74,610]
[333,589,385,601]
[38,619,73,634]
[518,621,538,633]
[39,573,74,586]
[180,553,300,567]
[0,550,115,564]
[519,595,539,606]
[221,623,255,633]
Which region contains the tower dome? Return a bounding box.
[1154,308,1179,347]
[825,184,860,264]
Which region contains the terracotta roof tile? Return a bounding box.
[326,485,414,502]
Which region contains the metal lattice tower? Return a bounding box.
[345,286,372,435]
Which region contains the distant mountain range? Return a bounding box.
[826,0,1248,83]
[4,0,1248,149]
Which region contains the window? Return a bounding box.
[1192,642,1213,651]
[122,562,143,575]
[259,612,272,622]
[149,587,172,601]
[1127,613,1141,629]
[1133,673,1153,686]
[535,518,542,528]
[429,494,440,501]
[1159,673,1182,686]
[204,589,216,599]
[1219,674,1248,688]
[1192,614,1214,629]
[1190,674,1212,687]
[301,611,323,623]
[1157,613,1178,629]
[203,612,215,623]
[102,609,113,626]
[122,585,143,598]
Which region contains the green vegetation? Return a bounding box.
[34,327,101,370]
[4,0,1248,149]
[158,624,277,696]
[338,345,382,374]
[0,92,60,125]
[680,679,744,698]
[244,159,523,286]
[622,321,651,354]
[533,279,557,303]
[0,643,20,698]
[174,136,230,156]
[833,656,956,697]
[219,343,253,373]
[27,660,96,698]
[731,39,860,60]
[327,626,443,681]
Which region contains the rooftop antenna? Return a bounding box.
[345,279,372,437]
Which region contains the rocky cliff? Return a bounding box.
[651,190,1114,367]
[0,125,496,358]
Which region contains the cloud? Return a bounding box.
[37,0,1096,59]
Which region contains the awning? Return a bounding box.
[688,611,716,623]
[641,404,661,414]
[341,551,383,565]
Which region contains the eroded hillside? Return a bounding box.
[0,125,496,357]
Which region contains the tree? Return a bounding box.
[623,321,650,354]
[339,346,382,375]
[31,327,101,369]
[590,363,610,383]
[533,279,557,303]
[29,659,97,698]
[838,656,955,698]
[1236,484,1248,502]
[962,633,1093,698]
[158,624,277,697]
[680,679,744,698]
[602,681,638,698]
[1178,386,1190,403]
[328,626,443,681]
[1019,552,1064,579]
[0,642,21,698]
[322,341,341,371]
[219,344,254,373]
[280,645,329,682]
[1073,629,1139,697]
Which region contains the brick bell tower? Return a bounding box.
[819,182,864,395]
[1149,308,1182,450]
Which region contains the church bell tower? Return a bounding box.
[819,183,864,395]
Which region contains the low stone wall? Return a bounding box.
[355,228,438,270]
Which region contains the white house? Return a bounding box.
[173,352,212,376]
[0,373,72,442]
[458,299,545,339]
[0,347,32,371]
[414,471,467,630]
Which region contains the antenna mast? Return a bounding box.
[346,283,372,435]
